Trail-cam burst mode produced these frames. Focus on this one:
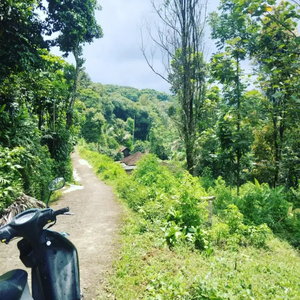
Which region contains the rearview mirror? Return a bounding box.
[48,177,65,191]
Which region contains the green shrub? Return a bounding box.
[210,223,230,247]
[245,224,271,248]
[237,180,290,228]
[0,147,23,211]
[189,281,224,300]
[132,140,150,154]
[0,145,56,209]
[54,159,72,182]
[209,177,236,211]
[78,145,300,299]
[163,172,209,249]
[116,179,148,211]
[209,178,300,248]
[222,204,244,234]
[211,205,270,249]
[199,167,215,191]
[78,146,126,182]
[187,226,211,251]
[163,221,184,248]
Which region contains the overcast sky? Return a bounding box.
[52,0,220,93]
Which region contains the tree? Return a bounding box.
[0,0,47,86]
[210,0,256,193]
[45,0,103,129]
[142,0,208,175]
[238,0,300,187]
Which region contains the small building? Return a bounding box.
[120,151,144,174]
[120,146,130,158]
[121,151,143,166]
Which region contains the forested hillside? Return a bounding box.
[77,80,177,160]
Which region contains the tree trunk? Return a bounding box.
[236,55,241,195]
[273,116,279,188]
[185,135,195,175]
[66,47,81,129]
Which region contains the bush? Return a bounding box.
[245,224,271,248]
[222,204,244,234]
[209,178,300,248]
[54,159,72,182]
[77,146,126,182]
[0,144,57,208]
[132,140,150,154]
[0,147,23,212]
[210,222,230,247]
[209,177,236,211]
[78,145,300,299]
[237,180,290,228]
[208,205,270,249]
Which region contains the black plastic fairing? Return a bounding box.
[0,269,29,300]
[31,230,81,300]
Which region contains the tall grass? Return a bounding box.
[78,145,300,300]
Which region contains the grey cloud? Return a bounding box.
[52,0,220,93]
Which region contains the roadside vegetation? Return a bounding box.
[78,144,300,299]
[0,0,101,211]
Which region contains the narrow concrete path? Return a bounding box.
[0,151,123,300]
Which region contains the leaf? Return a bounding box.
[14,165,23,169]
[291,95,300,103]
[265,6,272,12]
[0,104,6,113]
[254,178,261,188]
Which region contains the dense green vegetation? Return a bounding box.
[2,0,300,298]
[0,0,100,210]
[78,145,300,299]
[77,80,177,160]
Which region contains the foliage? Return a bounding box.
[210,177,300,248]
[45,0,103,128]
[132,140,150,154]
[0,145,54,212]
[78,82,177,161]
[0,147,23,212]
[0,0,101,211]
[0,0,46,83]
[77,144,127,182]
[210,0,256,194]
[81,147,300,300]
[142,0,208,175]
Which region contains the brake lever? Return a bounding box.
[63,212,74,215]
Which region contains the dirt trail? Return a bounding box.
[0,151,123,300]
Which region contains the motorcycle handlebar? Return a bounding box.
[0,207,70,244]
[0,225,17,244]
[53,207,70,217]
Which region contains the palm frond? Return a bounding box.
[0,194,46,226]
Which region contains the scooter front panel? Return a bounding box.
[32,230,81,300]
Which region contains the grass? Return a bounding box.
[103,211,300,300]
[78,145,300,300]
[49,190,63,205]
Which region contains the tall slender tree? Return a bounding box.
[45,0,103,129]
[210,0,256,193]
[142,0,208,175]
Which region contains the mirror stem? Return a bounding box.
[46,191,53,208]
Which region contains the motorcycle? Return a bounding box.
[0,177,81,300]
